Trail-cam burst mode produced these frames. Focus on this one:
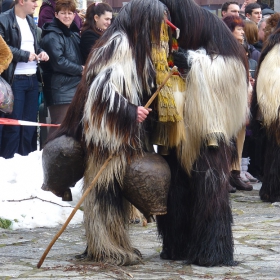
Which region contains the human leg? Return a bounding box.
[0,76,28,158]
[82,157,142,265]
[0,112,5,152]
[230,126,253,191]
[260,134,280,202]
[19,75,38,156]
[157,143,235,266]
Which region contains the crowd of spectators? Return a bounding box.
[0,0,113,158]
[221,0,278,191]
[0,0,49,159]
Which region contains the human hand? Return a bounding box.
[29,52,39,62]
[38,52,49,62]
[77,10,86,21]
[241,0,249,12]
[137,106,151,123]
[249,75,255,87]
[173,47,189,69]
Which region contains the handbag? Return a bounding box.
[0,76,14,114]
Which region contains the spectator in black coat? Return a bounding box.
[1,0,14,13]
[253,17,266,52]
[40,0,83,135]
[38,0,83,30]
[244,20,261,64]
[80,2,112,64]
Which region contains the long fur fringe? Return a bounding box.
[259,133,280,202]
[256,34,280,203]
[82,33,148,264]
[156,0,248,268]
[83,33,147,158]
[157,141,235,266]
[81,0,166,265]
[179,49,248,174]
[257,44,280,143]
[83,157,141,265]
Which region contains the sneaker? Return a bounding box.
[240,171,250,183]
[244,171,259,183]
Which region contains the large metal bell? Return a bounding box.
[122,153,171,217]
[41,135,85,200]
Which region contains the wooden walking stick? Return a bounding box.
[144,66,177,109]
[37,66,178,269]
[37,155,113,268]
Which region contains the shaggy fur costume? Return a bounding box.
[179,49,247,174]
[157,0,249,266]
[82,34,152,265]
[50,0,167,265]
[157,141,235,266]
[255,27,280,202]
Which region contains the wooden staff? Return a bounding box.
[37,155,113,268]
[144,66,177,109]
[37,65,178,269]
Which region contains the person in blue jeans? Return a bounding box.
[0,34,13,151]
[0,0,49,159]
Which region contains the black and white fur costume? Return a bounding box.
[254,21,280,203]
[157,0,249,266]
[52,0,165,265]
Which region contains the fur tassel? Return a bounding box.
[152,75,187,147]
[179,49,248,174]
[151,43,182,124]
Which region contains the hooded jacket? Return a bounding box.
[40,17,83,106]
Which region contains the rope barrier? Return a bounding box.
[0,118,60,127]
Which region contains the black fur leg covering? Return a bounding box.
[157,142,235,266]
[83,179,141,265]
[259,136,280,202]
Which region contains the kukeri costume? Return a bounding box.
[156,0,249,266]
[254,24,280,203]
[42,0,249,267]
[43,0,173,265]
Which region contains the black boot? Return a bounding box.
[228,184,236,193]
[75,246,88,259]
[160,247,171,260]
[230,170,253,191]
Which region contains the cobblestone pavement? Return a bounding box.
[0,183,279,279]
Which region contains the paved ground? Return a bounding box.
[0,183,279,280]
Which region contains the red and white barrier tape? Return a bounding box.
[0,118,60,127]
